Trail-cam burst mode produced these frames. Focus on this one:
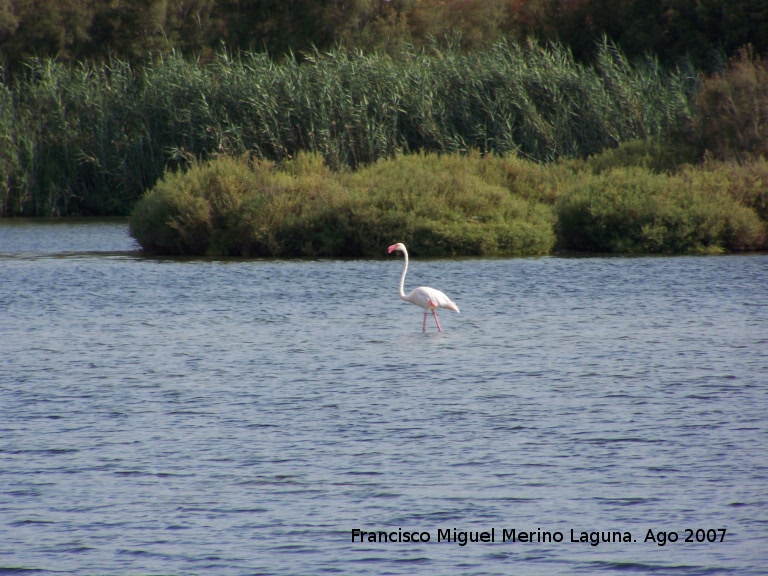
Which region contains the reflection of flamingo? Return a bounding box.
[388,243,460,332]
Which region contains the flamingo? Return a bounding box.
[388,243,460,332]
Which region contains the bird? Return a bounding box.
[388,242,459,332]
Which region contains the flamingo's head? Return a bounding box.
[388,242,405,254]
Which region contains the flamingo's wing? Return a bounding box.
[407,286,460,313]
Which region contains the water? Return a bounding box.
[1,220,767,575]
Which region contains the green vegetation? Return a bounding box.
[555,167,765,254]
[0,41,698,217]
[129,147,768,257]
[129,152,556,257]
[3,2,768,256]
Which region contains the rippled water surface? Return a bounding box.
[1,220,767,575]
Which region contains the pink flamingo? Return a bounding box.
[388,243,460,332]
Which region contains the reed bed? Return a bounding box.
[1,40,696,216]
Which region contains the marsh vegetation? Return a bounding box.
[1,40,695,217]
[2,40,767,256]
[129,147,768,257]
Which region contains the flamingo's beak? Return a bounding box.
[387,244,398,254]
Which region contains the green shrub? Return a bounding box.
[129,155,260,254]
[555,167,765,254]
[697,157,768,223]
[130,151,557,257]
[582,140,699,174]
[341,152,557,257]
[130,149,767,257]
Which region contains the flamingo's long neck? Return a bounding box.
[398,248,409,300]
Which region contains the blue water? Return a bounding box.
[1,220,767,575]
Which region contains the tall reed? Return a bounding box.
[1,40,697,216]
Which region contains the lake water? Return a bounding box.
[1,220,767,575]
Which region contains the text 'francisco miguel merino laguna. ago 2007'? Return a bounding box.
[350,527,727,547]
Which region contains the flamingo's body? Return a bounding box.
[388,243,459,332]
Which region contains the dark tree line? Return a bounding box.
[1,0,767,76]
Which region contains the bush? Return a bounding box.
[693,48,768,161]
[129,151,557,257]
[697,157,768,223]
[581,140,699,174]
[555,167,765,254]
[341,152,557,257]
[130,149,767,257]
[128,155,259,255]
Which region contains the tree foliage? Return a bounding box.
[1,0,766,74]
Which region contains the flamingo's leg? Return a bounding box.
[422,312,427,332]
[433,310,443,332]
